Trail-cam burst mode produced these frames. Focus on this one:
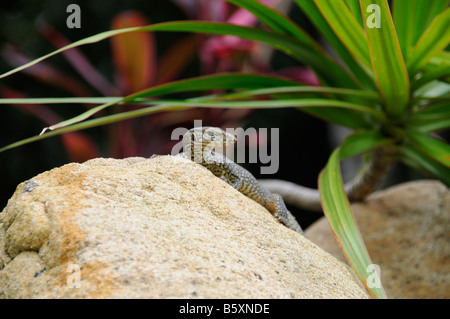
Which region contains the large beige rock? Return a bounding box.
[0,156,368,298]
[306,180,449,299]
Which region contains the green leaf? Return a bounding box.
[0,26,140,79]
[411,101,450,118]
[394,0,449,61]
[48,73,298,131]
[411,0,436,46]
[428,51,450,66]
[412,0,450,46]
[405,130,450,168]
[408,118,450,133]
[408,99,450,132]
[407,7,450,75]
[340,130,389,159]
[0,86,381,107]
[399,143,450,187]
[0,95,384,154]
[424,0,450,28]
[0,71,385,152]
[124,73,298,101]
[52,95,386,137]
[302,107,373,130]
[314,0,372,69]
[294,0,375,90]
[319,148,387,299]
[0,21,358,89]
[43,100,122,132]
[361,0,410,117]
[131,98,385,119]
[0,97,121,104]
[411,63,450,90]
[148,22,358,88]
[224,0,317,47]
[1,73,384,149]
[0,103,184,153]
[220,86,381,104]
[344,0,364,27]
[392,0,414,61]
[413,81,450,102]
[234,85,382,130]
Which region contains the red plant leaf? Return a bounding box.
[110,11,156,94]
[60,133,100,163]
[154,35,199,84]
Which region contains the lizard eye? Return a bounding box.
[204,130,216,140]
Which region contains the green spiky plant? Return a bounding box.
[1,0,449,298]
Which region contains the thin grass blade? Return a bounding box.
[47,73,298,131]
[123,73,297,102]
[0,95,385,153]
[218,86,381,104]
[0,97,121,104]
[0,27,141,79]
[0,104,184,153]
[133,98,385,119]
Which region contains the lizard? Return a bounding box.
[178,126,303,234]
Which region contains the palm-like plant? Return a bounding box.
[1,0,449,298]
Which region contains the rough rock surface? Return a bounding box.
[306,180,449,299]
[0,156,368,298]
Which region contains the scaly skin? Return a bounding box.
[179,127,303,234]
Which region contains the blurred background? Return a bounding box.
[0,0,422,228]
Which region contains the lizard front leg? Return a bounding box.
[208,160,303,234]
[269,193,303,234]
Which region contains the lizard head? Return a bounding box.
[183,126,236,153]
